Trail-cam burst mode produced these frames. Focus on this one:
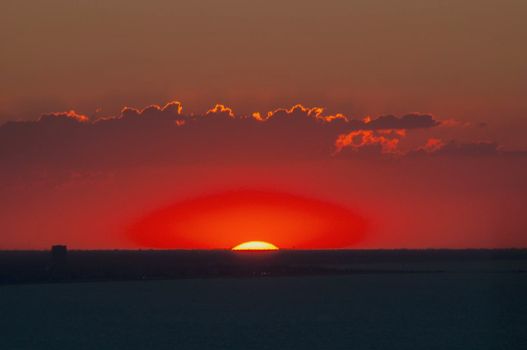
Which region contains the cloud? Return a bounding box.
[420,138,445,153]
[119,101,183,120]
[2,99,515,180]
[0,101,443,169]
[439,119,487,128]
[206,104,235,118]
[436,141,498,156]
[361,114,440,130]
[413,139,500,156]
[334,129,405,155]
[39,110,89,123]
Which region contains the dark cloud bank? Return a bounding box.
[0,101,516,173]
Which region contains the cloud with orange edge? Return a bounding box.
[335,129,404,154]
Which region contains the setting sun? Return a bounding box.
[232,241,279,251]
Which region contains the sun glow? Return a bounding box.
[232,241,279,251]
[129,190,367,249]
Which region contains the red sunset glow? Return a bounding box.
[128,190,367,249]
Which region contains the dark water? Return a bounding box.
[1,273,526,350]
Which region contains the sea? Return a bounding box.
[1,272,526,349]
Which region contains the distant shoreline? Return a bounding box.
[1,248,527,285]
[2,248,527,251]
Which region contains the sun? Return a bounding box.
[232,241,279,251]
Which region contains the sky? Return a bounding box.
[1,0,526,249]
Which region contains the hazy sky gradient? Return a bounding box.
[1,1,526,148]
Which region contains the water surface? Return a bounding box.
[1,273,526,349]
